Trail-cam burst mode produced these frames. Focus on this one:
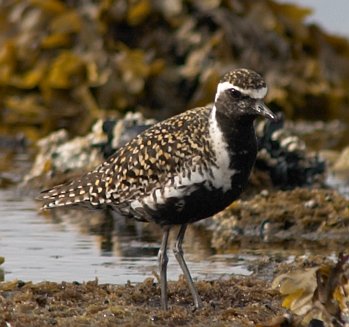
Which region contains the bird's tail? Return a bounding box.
[37,172,105,209]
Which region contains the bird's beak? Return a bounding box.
[255,100,277,121]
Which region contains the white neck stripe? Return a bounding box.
[215,81,267,101]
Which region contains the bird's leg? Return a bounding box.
[158,225,171,310]
[173,224,202,308]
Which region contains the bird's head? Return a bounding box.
[214,68,277,121]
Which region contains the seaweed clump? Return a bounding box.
[0,0,349,140]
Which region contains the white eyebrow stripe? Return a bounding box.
[215,81,267,101]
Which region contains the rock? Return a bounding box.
[211,188,349,252]
[255,114,326,189]
[23,113,155,188]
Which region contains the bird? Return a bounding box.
[38,68,277,310]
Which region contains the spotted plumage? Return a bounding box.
[38,68,277,310]
[41,106,216,220]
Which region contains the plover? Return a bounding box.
[38,68,277,310]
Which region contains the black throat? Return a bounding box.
[215,105,256,153]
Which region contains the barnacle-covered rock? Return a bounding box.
[23,112,155,187]
[23,124,104,187]
[99,112,156,158]
[255,114,325,188]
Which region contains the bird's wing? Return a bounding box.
[38,105,215,209]
[99,105,215,203]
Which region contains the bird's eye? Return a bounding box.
[229,88,241,98]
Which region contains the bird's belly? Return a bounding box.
[128,171,247,226]
[146,186,240,226]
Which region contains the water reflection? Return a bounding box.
[1,184,346,285]
[0,187,252,284]
[43,206,215,259]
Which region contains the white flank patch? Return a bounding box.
[131,168,209,211]
[215,81,267,101]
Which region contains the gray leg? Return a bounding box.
[158,226,170,310]
[173,224,202,308]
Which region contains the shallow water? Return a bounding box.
[0,149,347,285]
[0,186,258,284]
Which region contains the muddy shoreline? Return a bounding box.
[1,185,349,326]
